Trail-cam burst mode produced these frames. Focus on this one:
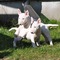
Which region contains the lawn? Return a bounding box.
[0,20,60,60]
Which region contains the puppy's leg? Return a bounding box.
[36,38,40,47]
[41,26,53,46]
[13,37,17,48]
[13,35,22,48]
[45,33,53,46]
[36,42,40,47]
[31,37,36,47]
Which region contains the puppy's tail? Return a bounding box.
[45,24,59,28]
[9,27,17,31]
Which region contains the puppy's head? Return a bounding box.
[30,18,41,33]
[17,9,30,25]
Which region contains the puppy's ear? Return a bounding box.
[25,10,29,16]
[37,18,41,23]
[31,17,34,24]
[17,9,21,15]
[22,3,24,7]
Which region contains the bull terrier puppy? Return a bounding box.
[31,17,58,46]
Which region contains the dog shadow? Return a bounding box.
[0,33,14,59]
[0,33,14,50]
[16,39,32,48]
[0,51,13,59]
[53,38,60,44]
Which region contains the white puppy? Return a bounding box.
[32,17,58,46]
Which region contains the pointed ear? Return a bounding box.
[22,3,24,7]
[37,18,41,23]
[25,10,29,15]
[17,9,21,15]
[31,17,34,24]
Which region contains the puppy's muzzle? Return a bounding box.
[31,32,34,34]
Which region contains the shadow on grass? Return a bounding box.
[0,51,12,59]
[16,39,32,48]
[53,38,60,44]
[39,38,60,46]
[0,33,13,50]
[0,33,14,59]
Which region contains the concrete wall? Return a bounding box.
[42,2,60,21]
[0,2,60,21]
[0,2,24,14]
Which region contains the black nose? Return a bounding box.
[31,32,34,34]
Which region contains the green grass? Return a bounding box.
[0,20,60,60]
